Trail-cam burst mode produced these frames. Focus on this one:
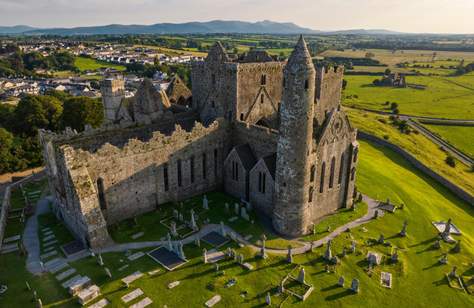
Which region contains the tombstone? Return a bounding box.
[225,203,229,213]
[170,221,178,237]
[245,202,252,212]
[104,267,112,278]
[340,247,347,258]
[297,267,306,284]
[98,254,104,266]
[449,266,458,278]
[178,213,184,222]
[240,207,250,221]
[351,279,360,293]
[279,281,285,293]
[287,246,293,264]
[203,195,209,210]
[433,239,441,249]
[234,203,240,215]
[391,249,399,263]
[37,298,43,308]
[237,254,244,264]
[214,263,220,272]
[452,240,461,253]
[260,234,267,259]
[195,235,201,247]
[173,209,179,219]
[309,242,314,252]
[220,221,227,237]
[265,292,271,305]
[378,234,385,244]
[373,210,379,219]
[350,241,356,253]
[327,225,331,233]
[330,256,339,265]
[439,253,448,265]
[324,240,333,261]
[190,210,197,230]
[203,248,208,264]
[442,218,452,237]
[167,233,173,251]
[33,290,37,301]
[178,241,185,259]
[229,232,236,241]
[338,276,345,287]
[400,220,408,237]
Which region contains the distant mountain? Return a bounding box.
[21,20,318,35]
[0,25,37,34]
[323,29,404,35]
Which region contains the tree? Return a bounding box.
[384,68,392,75]
[390,102,399,110]
[445,155,456,167]
[342,79,348,90]
[61,97,104,131]
[14,95,63,136]
[0,128,15,173]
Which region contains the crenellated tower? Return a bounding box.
[273,36,316,237]
[101,76,125,123]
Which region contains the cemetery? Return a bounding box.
[0,142,473,307]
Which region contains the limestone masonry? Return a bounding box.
[40,37,359,248]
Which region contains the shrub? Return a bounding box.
[390,102,399,110]
[392,108,400,114]
[445,155,456,168]
[378,118,387,124]
[383,135,390,140]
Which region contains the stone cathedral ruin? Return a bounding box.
[40,37,359,248]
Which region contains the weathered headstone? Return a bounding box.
[452,240,461,253]
[225,203,229,213]
[190,209,197,230]
[97,254,104,266]
[338,276,345,287]
[37,298,43,308]
[433,239,441,249]
[399,220,408,237]
[297,267,306,284]
[351,279,360,293]
[287,246,293,263]
[178,241,185,259]
[265,292,271,305]
[195,235,201,247]
[439,253,448,265]
[170,221,178,237]
[378,234,385,244]
[324,240,332,261]
[373,210,379,219]
[220,221,227,237]
[203,195,209,210]
[260,234,267,259]
[449,266,458,278]
[391,249,398,263]
[240,207,250,221]
[167,233,173,251]
[234,203,240,215]
[104,267,112,278]
[203,248,208,264]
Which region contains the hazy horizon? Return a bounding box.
[1,0,473,34]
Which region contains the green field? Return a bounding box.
[423,124,474,158]
[1,141,472,307]
[74,56,126,72]
[343,74,474,119]
[345,108,474,193]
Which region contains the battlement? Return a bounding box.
[317,65,344,78]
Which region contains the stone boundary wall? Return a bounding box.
[0,171,45,250]
[417,119,474,127]
[358,131,474,205]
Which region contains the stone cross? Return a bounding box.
[287,245,293,263]
[97,254,104,266]
[338,276,345,287]
[297,267,306,284]
[449,266,458,278]
[452,240,461,253]
[324,240,332,260]
[265,292,271,305]
[203,248,208,264]
[234,203,240,215]
[167,233,173,251]
[260,234,267,259]
[220,221,227,237]
[170,221,178,237]
[351,279,360,293]
[104,267,112,278]
[203,195,209,210]
[439,253,448,264]
[400,220,408,237]
[378,234,385,244]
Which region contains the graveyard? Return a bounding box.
[0,140,473,307]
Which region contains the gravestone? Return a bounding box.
[452,241,461,253]
[373,210,379,219]
[167,233,173,251]
[260,234,267,259]
[297,267,306,284]
[178,241,185,259]
[378,234,385,244]
[287,246,293,263]
[203,195,209,210]
[178,213,184,222]
[338,276,345,287]
[400,220,408,237]
[203,248,208,264]
[433,239,441,249]
[225,203,229,213]
[439,253,448,265]
[391,249,399,263]
[240,207,250,221]
[324,240,332,261]
[234,203,240,215]
[220,221,227,237]
[104,267,112,278]
[97,254,104,266]
[449,266,458,278]
[37,298,43,308]
[265,292,271,305]
[351,279,360,293]
[195,235,201,247]
[170,222,178,237]
[173,209,179,219]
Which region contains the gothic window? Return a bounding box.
[308,186,314,203]
[202,153,207,180]
[319,162,326,193]
[260,94,264,104]
[353,147,359,163]
[177,159,182,187]
[258,172,266,194]
[283,77,286,88]
[351,167,356,181]
[232,161,239,181]
[261,74,267,85]
[310,165,315,182]
[214,149,218,178]
[163,164,169,191]
[190,156,195,183]
[329,157,336,189]
[97,178,107,210]
[338,153,345,184]
[240,113,244,121]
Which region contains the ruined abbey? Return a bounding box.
[40,37,359,248]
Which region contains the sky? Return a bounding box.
[1,0,474,34]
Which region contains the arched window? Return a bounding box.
[240,113,244,121]
[338,153,345,184]
[329,157,336,189]
[304,79,309,90]
[190,156,195,183]
[202,153,207,180]
[319,162,326,193]
[163,164,169,191]
[353,147,359,163]
[310,165,315,182]
[260,94,264,104]
[308,186,314,202]
[177,159,182,187]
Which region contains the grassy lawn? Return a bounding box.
[423,124,474,159]
[343,74,474,119]
[2,140,472,307]
[74,56,126,72]
[346,108,474,194]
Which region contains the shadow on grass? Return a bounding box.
[432,275,449,287]
[325,289,354,301]
[422,260,445,271]
[321,284,340,292]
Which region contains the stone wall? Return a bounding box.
[315,66,344,126]
[223,150,248,201]
[358,131,474,205]
[249,160,275,216]
[231,121,278,158]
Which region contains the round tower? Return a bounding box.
[273,36,316,237]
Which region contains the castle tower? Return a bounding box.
[273,36,316,237]
[100,76,125,123]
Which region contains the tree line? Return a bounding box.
[0,91,103,174]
